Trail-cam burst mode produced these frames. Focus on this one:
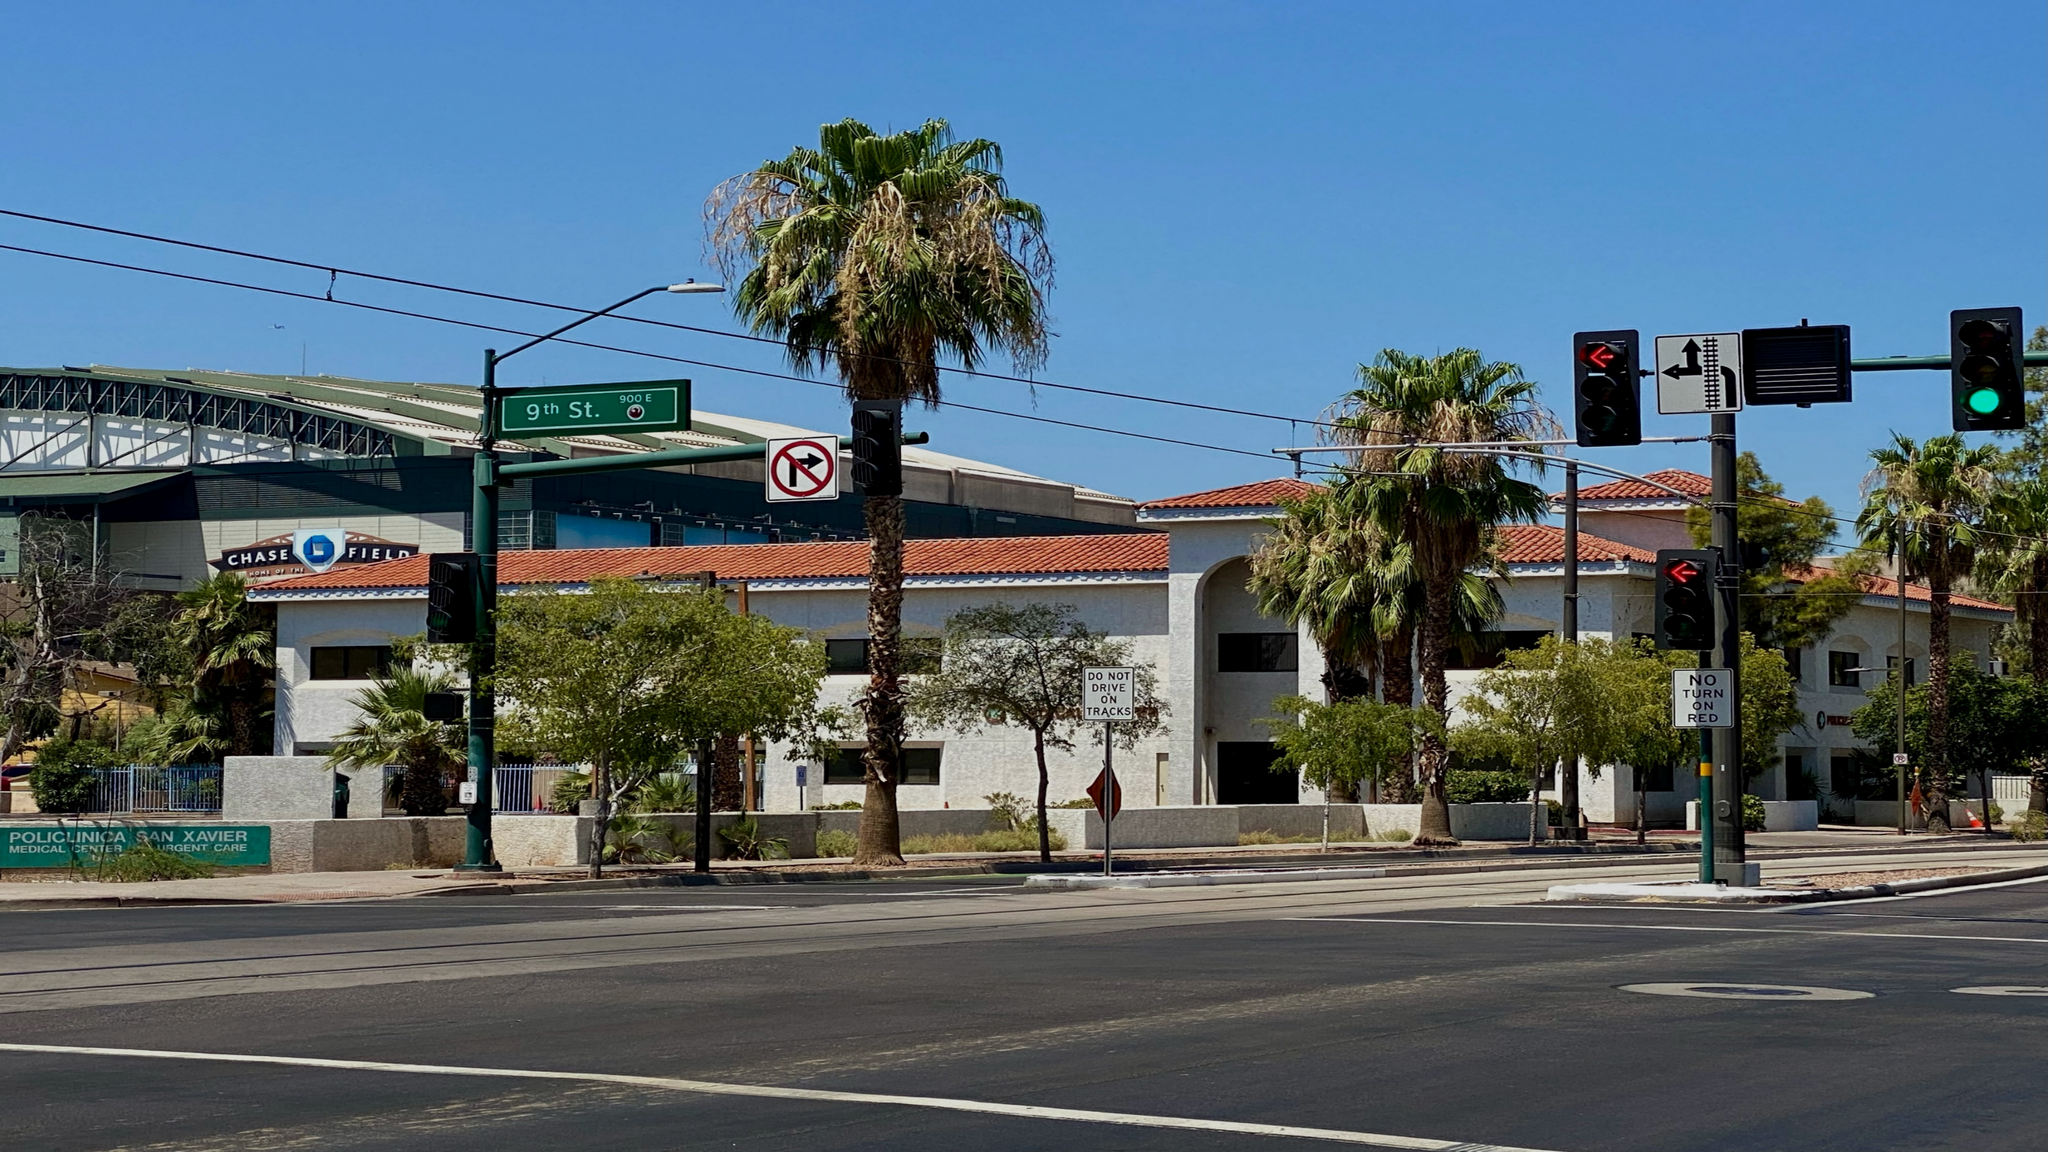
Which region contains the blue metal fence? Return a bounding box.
[83,766,224,814]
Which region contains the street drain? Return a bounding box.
[1952,986,2048,997]
[1619,982,1873,1001]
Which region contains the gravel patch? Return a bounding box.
[1768,867,1984,889]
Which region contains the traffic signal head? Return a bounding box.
[1951,307,2025,432]
[1655,548,1716,651]
[849,400,904,497]
[425,552,480,644]
[1573,329,1641,447]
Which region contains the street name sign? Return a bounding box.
[499,379,689,437]
[1672,667,1734,728]
[765,435,840,502]
[1082,667,1136,721]
[1656,334,1743,414]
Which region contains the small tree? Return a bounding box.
[1260,694,1438,801]
[1455,636,1614,842]
[496,577,827,877]
[171,572,276,757]
[909,603,1166,863]
[1851,663,2048,827]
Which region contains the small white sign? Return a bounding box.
[765,435,840,502]
[1893,752,1910,767]
[1656,333,1743,414]
[457,781,479,805]
[1672,667,1734,728]
[1082,666,1136,722]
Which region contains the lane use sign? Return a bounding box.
[765,436,839,503]
[1672,667,1734,728]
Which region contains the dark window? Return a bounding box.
[825,639,869,675]
[1445,630,1553,671]
[1829,651,1861,688]
[824,746,940,785]
[1219,633,1297,672]
[1216,741,1297,804]
[1783,647,1803,685]
[1886,655,1917,686]
[310,646,391,680]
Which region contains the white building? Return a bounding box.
[251,472,2009,824]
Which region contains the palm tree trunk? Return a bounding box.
[1416,575,1455,844]
[1925,561,1953,834]
[855,495,906,866]
[228,695,256,758]
[1381,625,1416,803]
[1034,727,1051,864]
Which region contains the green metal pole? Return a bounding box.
[461,349,502,872]
[1698,653,1714,885]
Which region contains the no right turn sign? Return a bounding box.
[765,436,839,503]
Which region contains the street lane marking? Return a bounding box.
[1951,986,2048,997]
[1285,916,2048,946]
[0,1042,1565,1151]
[1619,982,1872,1001]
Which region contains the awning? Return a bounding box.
[0,470,188,506]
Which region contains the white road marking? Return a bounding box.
[1285,916,2048,946]
[1618,982,1872,1001]
[0,1042,1565,1151]
[1951,986,2048,997]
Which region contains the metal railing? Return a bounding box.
[494,764,583,813]
[83,766,223,814]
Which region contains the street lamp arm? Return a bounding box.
[492,285,670,365]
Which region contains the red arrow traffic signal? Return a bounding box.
[1580,342,1617,370]
[1662,558,1701,584]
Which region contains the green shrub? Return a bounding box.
[1372,828,1413,842]
[1239,831,1320,845]
[633,773,694,814]
[984,791,1030,830]
[549,770,591,814]
[605,813,681,864]
[717,817,789,861]
[815,800,862,810]
[1742,793,1767,832]
[94,838,213,882]
[1544,799,1563,827]
[814,829,857,857]
[1447,769,1529,805]
[1054,798,1098,809]
[900,827,1067,854]
[29,738,120,814]
[1986,801,2003,827]
[2010,811,2047,843]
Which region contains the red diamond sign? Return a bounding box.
[1086,768,1123,821]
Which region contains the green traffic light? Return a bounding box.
[1967,387,2004,415]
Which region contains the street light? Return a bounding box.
[459,280,723,872]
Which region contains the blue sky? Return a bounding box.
[0,2,2041,537]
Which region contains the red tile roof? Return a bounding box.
[255,533,1170,592]
[1562,469,1712,502]
[1141,478,1321,510]
[1495,524,1656,565]
[1783,565,2009,614]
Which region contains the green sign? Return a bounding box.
[1,823,271,868]
[499,379,690,437]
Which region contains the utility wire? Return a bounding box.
[0,206,1339,430]
[0,241,1278,463]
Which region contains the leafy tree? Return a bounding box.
[1735,634,1804,784]
[171,572,275,757]
[1260,694,1438,799]
[1979,474,2048,813]
[1454,636,1633,843]
[1857,433,2001,831]
[2003,324,2048,475]
[908,603,1164,863]
[495,577,827,876]
[27,736,120,814]
[1330,348,1555,843]
[325,662,466,817]
[710,119,1053,867]
[1684,452,1874,650]
[1851,663,2048,826]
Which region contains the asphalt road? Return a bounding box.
[5,851,2048,1151]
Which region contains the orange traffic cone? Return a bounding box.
[1966,806,1984,829]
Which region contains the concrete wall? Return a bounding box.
[268,817,467,872]
[1237,803,1364,840]
[224,756,340,821]
[1359,803,1542,841]
[1043,805,1239,849]
[1684,800,1819,832]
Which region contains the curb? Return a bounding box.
[1547,861,2048,905]
[1026,866,1391,890]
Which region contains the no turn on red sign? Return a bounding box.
[765,436,839,502]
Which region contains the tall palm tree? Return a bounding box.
[1330,349,1554,843]
[173,572,274,757]
[1857,433,2000,833]
[1980,474,2048,815]
[326,664,465,817]
[709,119,1052,865]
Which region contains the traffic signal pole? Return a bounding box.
[1708,412,1746,881]
[463,349,502,871]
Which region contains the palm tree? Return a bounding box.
[173,572,274,756]
[1330,349,1554,843]
[709,119,1052,865]
[1980,474,2048,815]
[1857,433,2000,833]
[325,664,465,817]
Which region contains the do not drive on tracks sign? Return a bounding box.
[1083,667,1136,722]
[765,435,839,502]
[1672,667,1734,728]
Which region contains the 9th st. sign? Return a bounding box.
[499,379,689,437]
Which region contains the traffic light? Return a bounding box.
[1655,548,1716,651]
[425,552,479,643]
[1951,307,2025,432]
[1573,329,1640,447]
[849,400,904,497]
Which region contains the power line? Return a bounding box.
[0,240,1278,463]
[0,206,1338,430]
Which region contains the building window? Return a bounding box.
[1828,651,1861,688]
[1216,741,1297,804]
[1886,655,1917,686]
[1445,630,1552,671]
[1219,633,1298,672]
[1783,646,1803,685]
[824,638,940,676]
[824,746,940,785]
[310,646,392,680]
[825,639,869,675]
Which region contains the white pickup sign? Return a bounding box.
[1082,667,1136,722]
[1672,668,1734,728]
